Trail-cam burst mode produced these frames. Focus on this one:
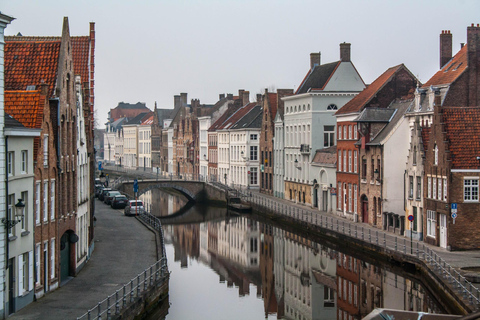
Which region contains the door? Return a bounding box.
[323,191,328,212]
[44,248,48,293]
[8,258,14,314]
[60,233,71,282]
[362,196,368,223]
[439,214,447,248]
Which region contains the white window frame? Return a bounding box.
[427,210,436,237]
[354,184,357,214]
[348,125,352,140]
[50,180,55,220]
[338,126,342,140]
[464,178,479,202]
[354,151,358,173]
[427,177,431,199]
[343,150,347,172]
[51,239,55,279]
[348,150,352,172]
[21,191,27,231]
[43,181,48,222]
[434,144,438,165]
[36,182,40,224]
[432,177,437,200]
[35,244,41,286]
[21,150,27,174]
[43,134,49,166]
[438,178,442,200]
[7,194,15,237]
[7,151,14,176]
[353,124,358,139]
[443,178,447,201]
[348,184,352,212]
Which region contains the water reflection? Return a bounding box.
[144,189,445,320]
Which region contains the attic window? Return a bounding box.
[26,85,36,91]
[444,62,456,72]
[327,104,338,110]
[454,62,463,71]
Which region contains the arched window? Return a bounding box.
[413,146,417,165]
[327,104,338,110]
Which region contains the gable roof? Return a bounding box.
[336,64,406,116]
[124,112,150,125]
[442,107,480,169]
[296,61,340,94]
[4,41,61,96]
[217,103,258,130]
[230,104,262,130]
[312,146,337,166]
[422,45,467,88]
[367,99,411,145]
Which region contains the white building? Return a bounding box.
[283,45,365,206]
[75,76,90,274]
[273,111,285,198]
[198,116,211,181]
[138,115,152,170]
[0,13,14,318]
[5,114,41,314]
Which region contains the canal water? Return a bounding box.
[141,189,450,320]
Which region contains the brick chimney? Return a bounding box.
[242,91,250,106]
[219,93,225,100]
[174,95,181,109]
[180,92,188,107]
[277,89,294,115]
[340,43,351,62]
[227,93,233,100]
[440,30,452,69]
[310,52,321,69]
[467,23,480,106]
[256,93,262,103]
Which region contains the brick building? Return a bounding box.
[259,89,293,195]
[336,64,417,222]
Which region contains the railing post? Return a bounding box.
[362,227,364,240]
[383,233,386,248]
[376,231,379,246]
[107,296,111,319]
[97,302,101,320]
[368,229,371,243]
[395,237,397,251]
[115,290,120,315]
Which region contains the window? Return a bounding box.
[464,178,479,202]
[354,124,358,139]
[327,104,337,110]
[434,144,438,165]
[343,150,347,172]
[324,287,335,307]
[443,178,447,201]
[427,210,436,237]
[348,151,352,172]
[250,146,258,161]
[51,181,55,220]
[348,125,352,139]
[35,182,40,224]
[35,244,41,286]
[51,239,55,279]
[338,151,342,172]
[250,167,258,185]
[354,284,358,307]
[409,176,414,199]
[413,206,418,231]
[43,134,49,166]
[343,126,347,141]
[43,181,48,222]
[427,177,431,199]
[250,134,257,141]
[324,125,335,147]
[338,182,342,209]
[438,178,442,200]
[21,150,28,174]
[354,185,357,214]
[7,151,14,176]
[7,194,15,237]
[432,177,437,200]
[361,157,367,180]
[416,176,422,200]
[354,151,358,173]
[413,146,417,165]
[338,126,342,140]
[370,157,375,180]
[21,191,27,231]
[348,184,352,212]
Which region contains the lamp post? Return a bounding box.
[2,199,25,230]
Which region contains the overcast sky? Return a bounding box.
[3,0,480,126]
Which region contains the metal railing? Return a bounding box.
[243,192,480,310]
[77,209,169,320]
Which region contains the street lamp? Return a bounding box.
[2,199,25,230]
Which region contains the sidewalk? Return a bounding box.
[8,199,157,320]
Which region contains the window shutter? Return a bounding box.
[28,251,34,291]
[18,255,24,295]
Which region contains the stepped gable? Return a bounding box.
[442,107,480,169]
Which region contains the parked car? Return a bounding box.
[104,190,122,205]
[94,184,104,198]
[98,188,112,201]
[111,195,129,209]
[124,200,145,216]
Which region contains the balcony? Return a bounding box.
[300,144,310,155]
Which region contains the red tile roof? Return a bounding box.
[4,41,60,96]
[5,35,91,87]
[336,64,404,115]
[5,90,46,157]
[422,45,467,88]
[442,107,480,169]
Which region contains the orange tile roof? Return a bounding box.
[5,90,46,157]
[442,107,480,169]
[422,45,467,88]
[336,64,404,115]
[4,41,61,96]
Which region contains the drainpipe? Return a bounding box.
[4,135,9,305]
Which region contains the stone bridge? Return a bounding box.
[118,179,227,204]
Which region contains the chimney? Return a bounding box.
[461,43,465,48]
[174,95,181,109]
[256,93,262,103]
[440,30,453,69]
[242,91,250,106]
[277,89,294,114]
[219,93,225,100]
[467,23,480,106]
[227,93,233,100]
[40,83,49,96]
[310,52,321,69]
[340,43,351,62]
[180,93,188,107]
[238,89,244,99]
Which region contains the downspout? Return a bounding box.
[4,134,9,316]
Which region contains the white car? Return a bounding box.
[124,200,145,216]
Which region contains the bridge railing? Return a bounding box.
[242,192,480,310]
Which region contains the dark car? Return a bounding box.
[104,190,122,205]
[94,184,104,198]
[111,195,129,209]
[124,200,145,216]
[98,188,112,201]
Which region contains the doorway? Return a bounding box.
[323,191,328,212]
[361,195,368,223]
[60,233,71,283]
[439,214,447,248]
[44,246,48,294]
[8,258,14,314]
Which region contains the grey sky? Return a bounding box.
[3,0,480,126]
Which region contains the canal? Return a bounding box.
[141,188,451,320]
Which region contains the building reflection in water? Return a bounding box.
[145,189,444,319]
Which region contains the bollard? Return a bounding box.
[88,310,91,320]
[355,225,357,238]
[137,275,141,297]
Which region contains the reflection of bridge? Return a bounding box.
[157,204,234,225]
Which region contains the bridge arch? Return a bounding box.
[137,183,196,201]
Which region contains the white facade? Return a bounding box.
[229,129,260,190]
[75,77,90,273]
[138,124,151,169]
[115,129,123,166]
[273,113,285,198]
[310,162,337,212]
[0,13,14,317]
[198,116,211,181]
[218,130,230,185]
[122,125,138,168]
[166,123,173,174]
[5,123,41,314]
